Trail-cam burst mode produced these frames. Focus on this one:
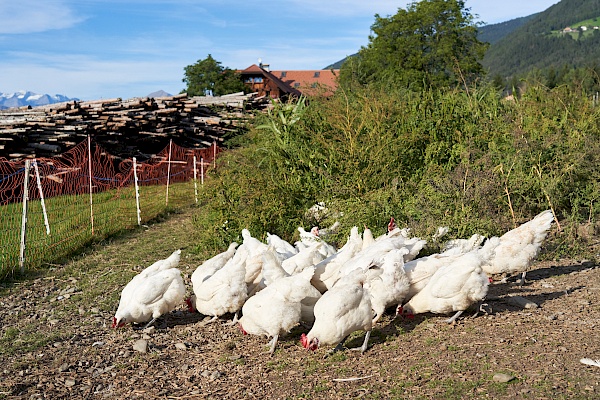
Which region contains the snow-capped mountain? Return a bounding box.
[0,91,79,110]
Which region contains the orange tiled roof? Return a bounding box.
[271,69,339,96]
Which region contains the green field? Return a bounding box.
[0,180,199,280]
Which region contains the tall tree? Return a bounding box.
[339,0,487,90]
[182,54,246,96]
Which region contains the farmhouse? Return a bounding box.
[240,63,339,100]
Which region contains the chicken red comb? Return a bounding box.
[388,217,397,232]
[300,333,309,349]
[238,323,247,335]
[185,297,194,313]
[111,317,117,329]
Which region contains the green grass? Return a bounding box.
[0,180,199,281]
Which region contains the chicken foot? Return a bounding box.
[199,316,219,327]
[223,311,240,326]
[348,331,371,354]
[133,315,167,330]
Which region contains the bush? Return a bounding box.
[191,82,600,261]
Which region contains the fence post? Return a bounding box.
[33,160,51,235]
[88,135,95,235]
[193,155,198,204]
[166,139,172,206]
[19,160,31,274]
[201,157,204,185]
[133,157,141,225]
[213,141,216,169]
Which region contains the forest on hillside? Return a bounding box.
[483,0,600,78]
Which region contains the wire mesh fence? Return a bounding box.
[0,136,221,279]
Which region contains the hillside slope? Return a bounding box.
[483,0,600,77]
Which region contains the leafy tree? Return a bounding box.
[182,54,246,96]
[339,0,488,90]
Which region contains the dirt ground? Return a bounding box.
[1,208,599,399]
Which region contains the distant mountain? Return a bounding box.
[478,14,540,45]
[147,90,172,98]
[324,55,355,70]
[483,0,600,78]
[0,91,78,110]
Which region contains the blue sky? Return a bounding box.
[0,0,560,101]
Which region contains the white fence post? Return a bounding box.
[19,160,31,274]
[193,155,198,204]
[33,160,51,235]
[88,135,95,235]
[201,157,204,185]
[166,139,172,206]
[133,157,141,225]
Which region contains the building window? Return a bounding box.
[281,71,287,78]
[294,83,300,88]
[313,71,320,78]
[254,77,263,83]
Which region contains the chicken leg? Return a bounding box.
[267,334,279,355]
[349,331,371,354]
[444,310,463,324]
[518,271,527,286]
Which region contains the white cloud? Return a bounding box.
[0,1,86,34]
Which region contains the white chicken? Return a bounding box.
[398,250,490,324]
[295,226,337,257]
[480,209,555,285]
[258,247,322,324]
[403,250,476,302]
[187,249,248,325]
[301,268,373,353]
[190,242,238,285]
[338,234,426,277]
[366,248,410,325]
[266,232,297,260]
[113,249,185,329]
[311,226,364,293]
[441,233,486,256]
[238,267,317,354]
[281,241,329,275]
[361,225,375,250]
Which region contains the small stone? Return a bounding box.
[142,326,155,334]
[493,373,515,383]
[58,363,70,373]
[132,339,148,353]
[175,342,187,350]
[64,378,76,387]
[508,296,538,309]
[210,371,221,380]
[201,370,211,378]
[91,307,100,314]
[142,334,151,340]
[92,341,104,347]
[541,283,554,288]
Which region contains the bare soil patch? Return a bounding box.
[1,208,599,399]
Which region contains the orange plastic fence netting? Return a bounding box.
[0,137,222,278]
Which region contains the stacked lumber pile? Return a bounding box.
[0,92,267,161]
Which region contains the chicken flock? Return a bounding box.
[113,209,555,354]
